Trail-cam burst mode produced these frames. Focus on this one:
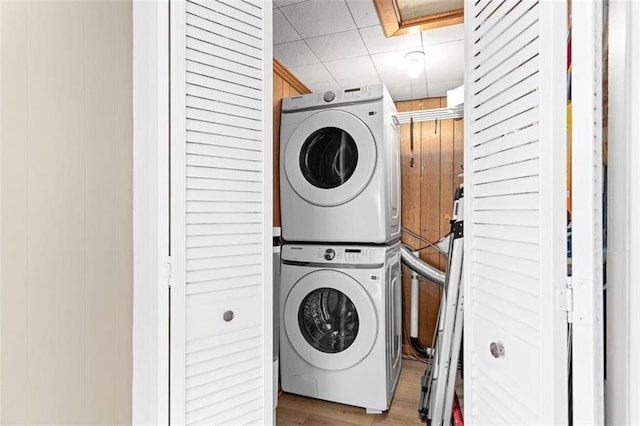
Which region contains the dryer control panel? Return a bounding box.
[281,84,385,112]
[281,244,387,265]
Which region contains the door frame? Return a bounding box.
[570,1,605,422]
[132,1,170,424]
[606,1,640,423]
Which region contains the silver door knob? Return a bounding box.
[223,310,234,322]
[490,342,505,358]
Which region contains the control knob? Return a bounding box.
[323,91,335,102]
[323,248,335,261]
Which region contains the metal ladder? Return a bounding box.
[419,185,464,426]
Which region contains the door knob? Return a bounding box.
[490,342,505,358]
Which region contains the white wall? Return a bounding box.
[1,1,133,423]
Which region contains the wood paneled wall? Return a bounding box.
[273,60,310,227]
[397,98,464,352]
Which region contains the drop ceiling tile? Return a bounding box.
[287,62,334,84]
[424,40,464,84]
[359,25,422,54]
[346,0,381,28]
[306,30,368,62]
[280,0,356,38]
[380,72,414,92]
[421,24,464,46]
[323,55,378,80]
[378,73,403,90]
[273,8,301,44]
[384,77,428,102]
[383,75,424,99]
[385,85,411,102]
[273,0,307,7]
[273,40,319,68]
[385,84,428,102]
[336,75,382,90]
[427,80,464,98]
[410,84,429,101]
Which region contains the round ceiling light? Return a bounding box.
[405,51,426,79]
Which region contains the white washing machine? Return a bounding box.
[279,84,400,244]
[279,242,402,413]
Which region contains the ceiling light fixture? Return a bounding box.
[405,51,425,79]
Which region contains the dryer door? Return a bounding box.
[283,109,376,207]
[283,269,378,370]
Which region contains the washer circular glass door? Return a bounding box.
[284,109,377,207]
[283,269,378,371]
[299,287,358,354]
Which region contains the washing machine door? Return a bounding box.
[283,269,378,371]
[283,110,377,207]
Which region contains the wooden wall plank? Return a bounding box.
[439,96,455,268]
[398,100,423,353]
[272,61,310,227]
[398,100,423,242]
[396,96,464,351]
[453,117,464,191]
[273,72,284,227]
[273,59,310,95]
[417,97,443,346]
[290,87,301,97]
[419,97,442,268]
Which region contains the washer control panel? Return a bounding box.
[314,247,376,263]
[281,244,385,264]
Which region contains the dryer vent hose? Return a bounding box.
[399,244,446,286]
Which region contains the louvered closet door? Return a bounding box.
[463,1,569,424]
[170,1,273,424]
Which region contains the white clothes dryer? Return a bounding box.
[279,84,400,244]
[279,242,402,413]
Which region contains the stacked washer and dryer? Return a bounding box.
[279,84,403,414]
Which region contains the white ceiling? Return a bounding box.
[273,0,464,102]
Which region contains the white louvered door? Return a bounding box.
[463,1,569,424]
[169,0,273,424]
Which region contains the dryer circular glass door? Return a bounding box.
[283,269,378,371]
[284,109,377,207]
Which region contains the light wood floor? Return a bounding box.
[276,358,461,426]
